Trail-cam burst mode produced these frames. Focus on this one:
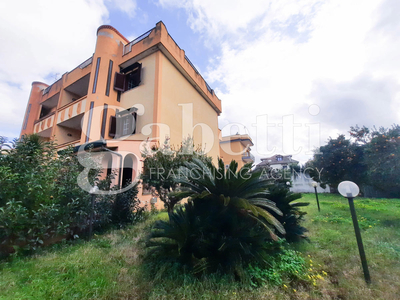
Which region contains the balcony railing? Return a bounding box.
[34,112,55,134]
[79,57,93,69]
[56,139,81,150]
[57,95,87,125]
[123,28,154,55]
[242,153,255,163]
[184,54,214,95]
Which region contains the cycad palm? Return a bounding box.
[172,158,284,238]
[147,158,285,276]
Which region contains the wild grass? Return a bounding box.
[1,195,399,299]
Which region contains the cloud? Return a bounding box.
[106,0,137,18]
[159,0,400,164]
[0,0,139,139]
[308,75,399,132]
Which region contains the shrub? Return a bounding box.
[111,181,144,227]
[146,159,285,278]
[0,134,142,256]
[267,181,309,242]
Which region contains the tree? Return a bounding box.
[141,137,212,213]
[305,134,367,189]
[361,125,400,197]
[306,124,400,197]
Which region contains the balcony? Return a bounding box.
[242,152,255,163]
[56,139,81,151]
[34,112,55,135]
[56,95,87,125]
[54,114,84,147]
[39,92,59,119]
[60,74,90,107]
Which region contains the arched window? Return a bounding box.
[121,154,137,188]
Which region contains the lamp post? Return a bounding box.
[88,185,99,241]
[338,181,371,284]
[311,181,321,212]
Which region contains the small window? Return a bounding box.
[109,116,116,137]
[113,62,142,93]
[122,117,130,136]
[109,109,137,138]
[277,156,283,161]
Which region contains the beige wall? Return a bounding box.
[53,125,81,145]
[120,53,156,141]
[220,141,246,169]
[159,53,220,162]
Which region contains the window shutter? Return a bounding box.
[131,112,137,134]
[109,116,116,137]
[114,72,126,92]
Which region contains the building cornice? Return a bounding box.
[97,25,129,44]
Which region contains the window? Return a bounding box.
[114,62,142,92]
[108,108,137,138]
[23,104,31,130]
[277,156,283,161]
[92,57,101,94]
[105,60,113,96]
[122,117,130,136]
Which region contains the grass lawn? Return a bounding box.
[1,196,400,299]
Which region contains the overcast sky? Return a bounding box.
[1,0,399,164]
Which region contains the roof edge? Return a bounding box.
[97,25,129,43]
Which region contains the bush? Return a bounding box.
[146,159,285,279]
[111,181,144,227]
[267,180,309,242]
[0,134,142,257]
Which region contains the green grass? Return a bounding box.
[1,195,400,299]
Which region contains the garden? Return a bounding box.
[0,134,399,299]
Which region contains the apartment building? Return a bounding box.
[219,134,255,169]
[20,21,254,206]
[257,154,299,170]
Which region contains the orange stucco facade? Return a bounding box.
[20,22,253,208]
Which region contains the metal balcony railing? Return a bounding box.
[242,152,255,162]
[79,57,93,69]
[123,28,154,55]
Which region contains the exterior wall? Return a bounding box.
[269,164,286,170]
[159,53,220,162]
[20,22,227,210]
[21,82,49,137]
[220,140,247,169]
[83,26,125,143]
[120,53,156,141]
[290,175,330,193]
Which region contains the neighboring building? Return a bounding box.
[219,134,255,169]
[255,154,330,193]
[257,154,298,170]
[20,22,254,206]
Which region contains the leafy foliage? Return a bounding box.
[361,125,400,197]
[307,124,400,197]
[255,167,309,242]
[266,181,309,242]
[248,245,307,287]
[141,137,212,212]
[305,134,367,189]
[111,181,144,227]
[146,158,285,277]
[0,134,142,256]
